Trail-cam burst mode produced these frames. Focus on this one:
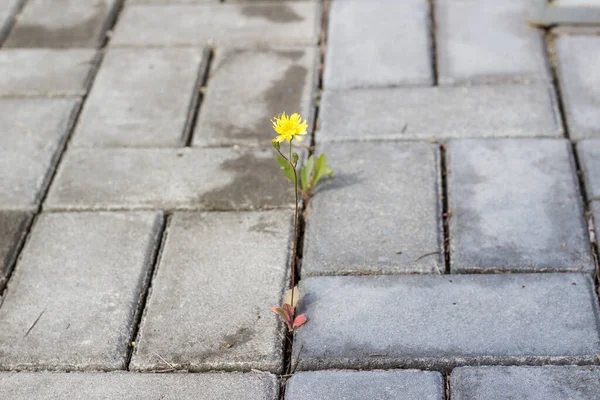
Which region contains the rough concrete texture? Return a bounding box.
[0,212,163,371]
[451,366,600,400]
[4,0,118,48]
[72,48,207,147]
[577,140,600,201]
[286,370,445,400]
[0,98,80,211]
[555,0,600,4]
[0,49,97,96]
[111,3,320,46]
[318,84,561,142]
[0,372,279,399]
[131,211,291,373]
[293,274,600,370]
[324,0,432,89]
[303,142,443,275]
[0,211,31,289]
[0,0,23,43]
[45,147,296,211]
[448,139,593,273]
[437,0,549,85]
[193,46,317,148]
[556,36,600,139]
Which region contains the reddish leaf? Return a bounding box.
[292,314,307,329]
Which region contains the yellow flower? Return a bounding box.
[271,112,308,143]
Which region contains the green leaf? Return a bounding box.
[301,155,315,192]
[277,155,295,183]
[313,154,331,187]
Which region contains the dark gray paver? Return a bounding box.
[0,211,31,289]
[286,370,444,400]
[111,3,320,46]
[451,366,600,400]
[303,142,442,275]
[131,211,291,373]
[578,139,600,201]
[0,0,22,43]
[318,84,561,142]
[324,0,432,89]
[193,46,317,148]
[45,148,295,211]
[72,48,207,147]
[0,49,97,96]
[448,139,593,273]
[0,212,162,370]
[0,372,278,399]
[0,98,80,211]
[556,36,600,139]
[437,0,549,85]
[4,0,118,48]
[293,274,600,370]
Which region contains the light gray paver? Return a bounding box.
[324,0,432,89]
[436,0,549,85]
[578,139,600,201]
[0,0,21,43]
[286,370,445,400]
[131,211,291,373]
[448,139,593,273]
[0,372,279,399]
[0,212,162,370]
[72,48,207,147]
[0,49,97,96]
[0,98,80,211]
[318,84,561,142]
[193,46,317,148]
[556,36,600,139]
[303,142,442,275]
[293,274,600,370]
[0,211,31,289]
[45,147,295,211]
[4,0,118,48]
[451,366,600,400]
[111,3,320,46]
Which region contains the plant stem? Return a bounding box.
[289,141,298,310]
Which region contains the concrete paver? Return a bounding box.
[0,211,31,289]
[578,139,600,201]
[0,1,23,44]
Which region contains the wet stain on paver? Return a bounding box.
[241,5,303,23]
[222,327,255,349]
[260,64,307,133]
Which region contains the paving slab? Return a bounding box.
[324,0,432,89]
[4,0,118,48]
[318,84,561,142]
[578,139,600,201]
[303,142,443,275]
[131,211,291,373]
[293,274,600,370]
[286,370,444,400]
[436,0,549,85]
[448,139,593,273]
[451,366,600,400]
[45,147,295,211]
[0,212,162,371]
[111,3,320,46]
[0,211,31,289]
[0,49,97,96]
[193,46,317,148]
[0,98,80,211]
[0,372,278,399]
[0,0,21,44]
[72,48,207,148]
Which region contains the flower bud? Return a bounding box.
[271,139,280,151]
[292,152,299,163]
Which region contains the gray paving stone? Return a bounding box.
[286,370,445,400]
[451,366,600,400]
[0,49,97,96]
[4,0,118,48]
[0,98,80,211]
[45,147,295,211]
[111,3,320,46]
[555,0,600,5]
[592,201,600,249]
[324,0,432,89]
[0,0,21,43]
[318,84,562,142]
[436,0,549,85]
[193,46,317,148]
[578,139,600,201]
[131,211,291,373]
[303,142,442,275]
[0,212,162,370]
[0,211,31,289]
[293,274,600,370]
[448,139,593,273]
[556,36,600,139]
[0,372,279,399]
[72,48,207,148]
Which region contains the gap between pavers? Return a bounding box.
[0,211,32,291]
